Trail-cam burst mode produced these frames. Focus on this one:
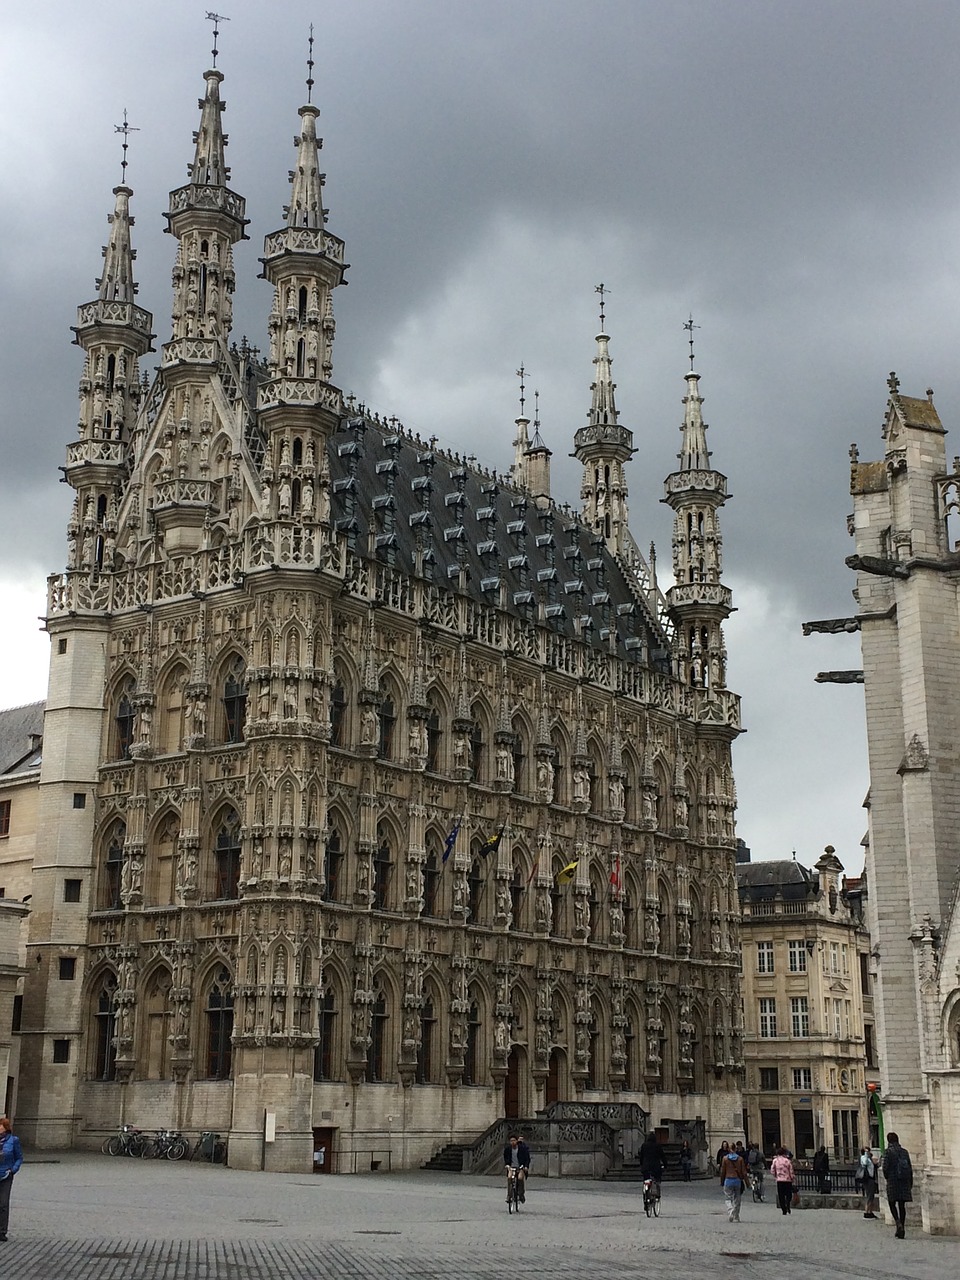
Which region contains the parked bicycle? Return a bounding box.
[101,1124,145,1157]
[140,1128,189,1160]
[643,1177,662,1217]
[506,1166,523,1213]
[191,1131,228,1164]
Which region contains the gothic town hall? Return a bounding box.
[17,49,744,1172]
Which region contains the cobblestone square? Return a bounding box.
[4,1155,955,1280]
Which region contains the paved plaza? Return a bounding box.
[4,1154,955,1280]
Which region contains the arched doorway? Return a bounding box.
[504,1046,522,1118]
[546,1048,565,1106]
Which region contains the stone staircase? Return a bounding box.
[421,1142,471,1173]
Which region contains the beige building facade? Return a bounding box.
[808,378,960,1232]
[12,48,745,1173]
[738,849,876,1163]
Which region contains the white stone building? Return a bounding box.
[9,43,744,1173]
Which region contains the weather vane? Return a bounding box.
[683,313,700,370]
[516,363,527,416]
[306,24,315,103]
[114,109,139,184]
[206,11,230,67]
[595,283,610,333]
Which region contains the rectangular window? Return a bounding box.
[788,940,807,973]
[0,799,10,838]
[58,638,68,654]
[64,878,82,903]
[792,1067,812,1090]
[59,957,76,981]
[841,944,849,975]
[756,941,774,974]
[859,952,871,996]
[790,996,809,1037]
[865,1023,876,1067]
[759,1067,779,1091]
[834,1000,842,1038]
[52,1038,71,1063]
[12,995,22,1033]
[73,792,87,810]
[830,942,839,973]
[759,998,777,1038]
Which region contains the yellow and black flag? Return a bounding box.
[555,859,578,885]
[477,825,505,857]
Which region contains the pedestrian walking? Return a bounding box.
[0,1116,23,1242]
[813,1145,831,1194]
[770,1146,795,1215]
[858,1146,879,1218]
[680,1141,693,1182]
[719,1144,749,1222]
[881,1133,913,1239]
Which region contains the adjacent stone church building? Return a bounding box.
[13,49,743,1172]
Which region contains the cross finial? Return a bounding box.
[683,314,700,370]
[113,109,140,184]
[888,371,900,394]
[206,11,230,66]
[516,363,527,416]
[306,24,315,103]
[595,283,610,333]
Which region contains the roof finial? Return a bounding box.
[206,11,230,67]
[683,313,700,371]
[113,109,139,184]
[516,363,527,416]
[595,282,610,334]
[306,24,315,103]
[534,389,540,432]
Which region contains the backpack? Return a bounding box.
[894,1148,911,1182]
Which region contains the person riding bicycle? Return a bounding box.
[638,1133,665,1193]
[503,1134,531,1203]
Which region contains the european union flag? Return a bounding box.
[442,819,461,865]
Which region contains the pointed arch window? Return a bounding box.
[416,994,437,1084]
[588,877,602,941]
[367,985,389,1082]
[205,966,234,1079]
[373,836,393,911]
[329,679,347,748]
[314,986,338,1081]
[624,1014,638,1091]
[214,810,241,900]
[509,864,525,931]
[378,693,397,760]
[115,683,136,760]
[222,660,247,744]
[464,995,482,1085]
[93,973,118,1081]
[102,822,125,910]
[511,720,526,795]
[292,436,304,466]
[297,287,308,326]
[469,716,485,783]
[550,871,564,937]
[466,857,484,924]
[586,1001,601,1089]
[422,850,441,918]
[426,703,443,772]
[143,968,173,1080]
[324,828,344,902]
[623,889,637,949]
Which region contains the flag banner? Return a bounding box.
[477,825,505,857]
[442,818,461,865]
[609,855,622,898]
[525,856,540,886]
[556,859,578,885]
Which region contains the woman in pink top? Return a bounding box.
[770,1147,795,1215]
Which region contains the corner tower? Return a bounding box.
[662,330,733,689]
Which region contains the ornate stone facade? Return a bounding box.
[14,49,743,1173]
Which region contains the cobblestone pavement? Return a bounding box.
[5,1155,955,1280]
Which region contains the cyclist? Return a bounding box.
[746,1142,764,1198]
[503,1134,530,1203]
[638,1132,665,1199]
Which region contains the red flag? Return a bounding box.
[525,856,540,886]
[609,855,622,899]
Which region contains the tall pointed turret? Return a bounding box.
[68,165,154,572]
[164,66,248,352]
[572,291,634,555]
[662,326,733,689]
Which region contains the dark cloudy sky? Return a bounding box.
[4,0,960,868]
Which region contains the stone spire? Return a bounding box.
[662,333,733,690]
[572,296,634,554]
[67,169,154,573]
[165,64,248,348]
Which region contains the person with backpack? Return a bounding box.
[858,1146,879,1218]
[881,1133,913,1238]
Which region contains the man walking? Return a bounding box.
[881,1132,913,1239]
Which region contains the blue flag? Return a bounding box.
[442,819,461,864]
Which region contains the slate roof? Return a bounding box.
[736,858,817,902]
[326,415,669,664]
[0,701,44,776]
